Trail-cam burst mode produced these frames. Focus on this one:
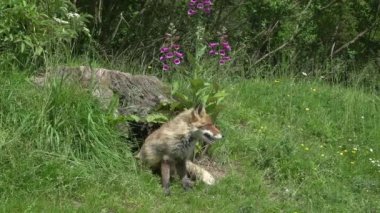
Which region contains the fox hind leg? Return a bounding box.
[176,160,194,191]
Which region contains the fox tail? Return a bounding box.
[186,160,216,185]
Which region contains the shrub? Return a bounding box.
[0,0,90,70]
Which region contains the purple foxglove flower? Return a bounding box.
[209,49,217,55]
[224,45,232,51]
[165,52,174,58]
[172,44,180,50]
[219,49,226,56]
[203,7,211,14]
[163,64,170,71]
[222,42,232,51]
[222,56,231,61]
[219,59,226,65]
[203,0,212,5]
[208,42,219,48]
[159,56,166,61]
[189,0,197,6]
[160,47,169,53]
[221,41,229,46]
[197,3,204,9]
[187,9,197,16]
[173,58,181,65]
[174,51,184,58]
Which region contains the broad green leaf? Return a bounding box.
[173,92,189,104]
[146,113,168,123]
[195,45,207,61]
[35,46,43,56]
[190,78,206,92]
[125,114,140,122]
[20,42,25,53]
[171,81,179,95]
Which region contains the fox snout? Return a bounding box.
[200,125,223,144]
[202,129,222,139]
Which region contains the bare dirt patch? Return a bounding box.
[194,156,228,181]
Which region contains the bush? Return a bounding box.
[72,0,379,83]
[0,0,90,70]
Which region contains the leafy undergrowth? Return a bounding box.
[0,73,379,212]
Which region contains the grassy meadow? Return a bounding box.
[1,0,380,212]
[0,70,379,212]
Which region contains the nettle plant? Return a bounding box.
[158,0,229,155]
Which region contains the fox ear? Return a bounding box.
[194,104,206,116]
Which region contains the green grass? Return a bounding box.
[0,71,379,212]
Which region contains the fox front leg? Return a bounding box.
[176,160,194,191]
[161,159,171,196]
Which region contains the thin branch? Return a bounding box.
[248,20,279,42]
[98,0,103,24]
[332,28,369,56]
[254,42,289,65]
[330,42,336,59]
[295,0,313,17]
[330,25,339,59]
[111,12,125,41]
[320,0,338,11]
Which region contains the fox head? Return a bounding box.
[191,105,223,144]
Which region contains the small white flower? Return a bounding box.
[302,72,308,76]
[67,12,80,18]
[285,188,289,193]
[361,116,365,119]
[83,27,90,33]
[370,148,374,152]
[53,17,69,24]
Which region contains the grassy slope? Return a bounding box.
[0,73,379,212]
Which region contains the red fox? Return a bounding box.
[136,105,223,195]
